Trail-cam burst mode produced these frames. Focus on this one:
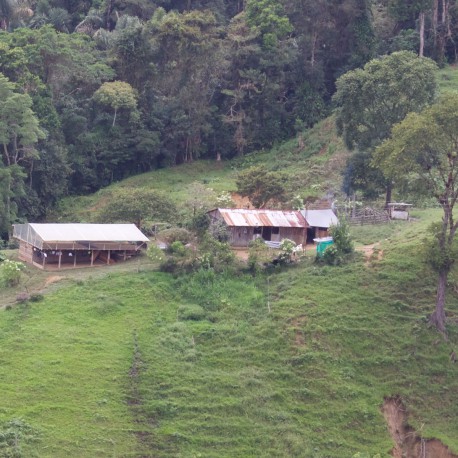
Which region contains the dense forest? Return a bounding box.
[0,0,457,236]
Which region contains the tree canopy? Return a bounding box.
[0,1,458,232]
[375,94,458,333]
[236,165,287,208]
[333,51,437,151]
[333,51,437,202]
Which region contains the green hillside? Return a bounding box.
[52,116,350,223]
[2,65,458,457]
[0,209,457,457]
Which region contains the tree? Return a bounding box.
[93,81,138,127]
[236,165,287,208]
[342,150,388,199]
[96,188,177,228]
[374,94,458,333]
[0,73,45,167]
[333,51,437,204]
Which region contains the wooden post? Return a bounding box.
[91,251,94,266]
[107,250,111,265]
[42,254,46,269]
[124,250,127,261]
[58,251,62,270]
[74,252,77,268]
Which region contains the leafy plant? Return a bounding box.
[1,259,25,287]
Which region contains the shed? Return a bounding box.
[301,209,338,243]
[387,203,412,220]
[208,208,307,247]
[13,223,149,270]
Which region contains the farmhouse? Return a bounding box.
[208,208,307,247]
[13,223,149,270]
[301,209,338,243]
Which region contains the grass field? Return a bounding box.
[1,209,457,457]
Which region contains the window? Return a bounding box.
[272,227,280,235]
[254,226,262,234]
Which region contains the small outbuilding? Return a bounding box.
[301,209,338,243]
[13,223,149,270]
[208,208,307,247]
[387,203,412,221]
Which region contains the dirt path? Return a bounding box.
[356,243,384,265]
[43,275,66,288]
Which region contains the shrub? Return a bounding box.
[158,228,192,245]
[170,241,187,256]
[329,219,354,255]
[147,245,165,263]
[247,238,270,274]
[29,293,44,303]
[1,260,26,287]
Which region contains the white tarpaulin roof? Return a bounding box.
[301,209,338,228]
[14,223,149,243]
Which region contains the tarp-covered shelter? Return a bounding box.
[208,208,307,247]
[301,209,338,243]
[13,223,149,270]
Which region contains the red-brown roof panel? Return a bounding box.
[216,209,306,228]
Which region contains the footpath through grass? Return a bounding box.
[0,210,457,457]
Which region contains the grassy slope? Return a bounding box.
[2,65,457,457]
[52,116,350,222]
[1,210,457,457]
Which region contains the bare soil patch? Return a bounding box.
[44,275,66,288]
[382,396,458,458]
[290,315,307,348]
[357,243,384,265]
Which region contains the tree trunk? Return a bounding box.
[112,107,117,127]
[385,182,392,209]
[419,11,425,57]
[430,268,448,333]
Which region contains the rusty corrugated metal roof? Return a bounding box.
[215,209,306,228]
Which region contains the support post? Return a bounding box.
[58,251,62,270]
[91,251,94,266]
[107,250,111,265]
[74,252,77,268]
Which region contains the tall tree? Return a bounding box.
[333,51,437,204]
[375,94,458,333]
[93,81,138,127]
[0,73,45,167]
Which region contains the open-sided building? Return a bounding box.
[13,223,149,270]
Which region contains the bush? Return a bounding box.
[170,241,187,256]
[1,260,26,287]
[329,219,354,254]
[247,238,270,274]
[321,245,343,266]
[147,245,165,263]
[29,293,44,303]
[158,227,193,245]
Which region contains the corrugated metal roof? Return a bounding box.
[301,209,338,228]
[27,223,149,242]
[215,209,306,228]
